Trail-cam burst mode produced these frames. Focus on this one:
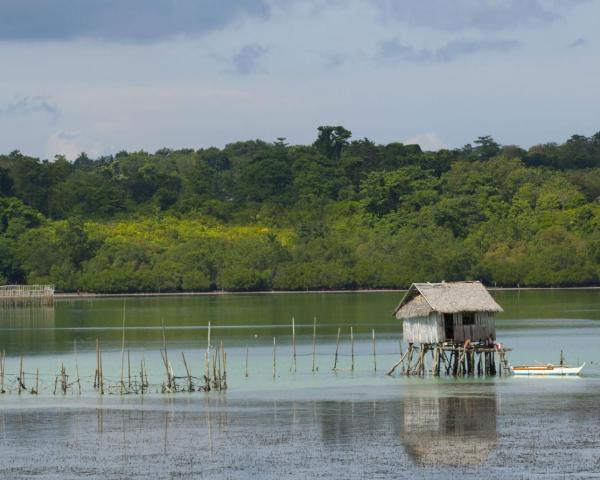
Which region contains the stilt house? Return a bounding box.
[394,281,502,344]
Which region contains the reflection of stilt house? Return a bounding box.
[388,281,510,377]
[401,395,497,466]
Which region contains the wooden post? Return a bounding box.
[372,328,377,372]
[220,340,226,388]
[245,346,249,378]
[74,339,82,395]
[182,352,193,392]
[99,340,104,395]
[18,355,23,394]
[333,328,341,370]
[204,350,210,391]
[94,338,99,389]
[120,300,126,395]
[140,359,145,394]
[0,349,4,393]
[206,321,211,387]
[127,350,131,389]
[291,317,297,373]
[406,344,415,375]
[223,349,227,390]
[161,318,171,390]
[272,337,276,379]
[350,327,355,371]
[34,368,39,395]
[387,347,410,376]
[312,317,317,373]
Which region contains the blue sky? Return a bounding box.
[0,0,598,159]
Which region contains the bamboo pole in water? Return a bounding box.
[204,350,210,391]
[0,350,4,393]
[220,339,226,387]
[206,321,211,387]
[74,339,81,395]
[333,328,341,370]
[120,301,126,395]
[312,317,317,372]
[372,328,377,372]
[291,317,297,373]
[34,368,39,395]
[18,356,23,394]
[272,337,276,379]
[94,339,99,389]
[245,346,249,378]
[182,352,193,392]
[350,327,354,372]
[140,359,145,394]
[127,350,131,389]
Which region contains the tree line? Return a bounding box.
[0,127,599,292]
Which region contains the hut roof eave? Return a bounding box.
[394,281,503,319]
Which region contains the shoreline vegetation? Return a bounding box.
[54,285,600,299]
[1,126,600,293]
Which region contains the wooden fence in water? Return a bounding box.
[0,285,54,307]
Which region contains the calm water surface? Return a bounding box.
[0,290,599,479]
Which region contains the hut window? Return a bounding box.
[463,312,475,326]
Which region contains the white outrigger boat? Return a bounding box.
[511,351,585,376]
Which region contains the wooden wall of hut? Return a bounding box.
[403,312,495,344]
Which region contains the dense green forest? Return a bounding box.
[0,126,599,292]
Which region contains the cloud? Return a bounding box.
[372,0,587,31]
[46,130,108,161]
[381,38,520,63]
[568,37,587,48]
[0,0,269,42]
[404,132,446,151]
[322,52,347,68]
[232,44,268,75]
[0,96,59,120]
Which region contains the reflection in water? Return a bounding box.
[0,307,55,354]
[400,394,497,466]
[317,393,497,467]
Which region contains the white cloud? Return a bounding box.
[46,130,105,161]
[404,133,446,151]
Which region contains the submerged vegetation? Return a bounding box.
[0,127,599,292]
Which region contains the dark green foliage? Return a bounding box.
[313,126,352,160]
[0,126,599,291]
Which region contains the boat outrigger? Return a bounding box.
[511,351,585,376]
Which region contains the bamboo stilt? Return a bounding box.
[127,350,131,390]
[120,301,126,395]
[74,339,81,395]
[0,350,5,394]
[372,328,377,372]
[272,337,276,379]
[99,340,104,395]
[405,344,415,375]
[312,317,317,372]
[350,326,354,372]
[387,346,410,376]
[182,352,193,392]
[18,356,23,394]
[291,317,296,373]
[333,328,341,370]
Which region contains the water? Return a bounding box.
[0,290,599,479]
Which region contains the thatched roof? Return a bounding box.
[394,281,503,319]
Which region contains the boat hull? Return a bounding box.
[511,364,585,376]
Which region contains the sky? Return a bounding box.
[0,0,599,159]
